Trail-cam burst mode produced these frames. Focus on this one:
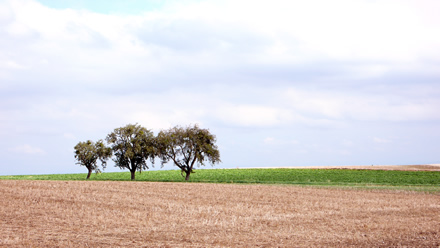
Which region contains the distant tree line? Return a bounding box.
[74,124,221,180]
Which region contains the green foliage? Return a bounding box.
[156,124,221,180]
[2,169,439,192]
[106,123,156,180]
[74,140,112,179]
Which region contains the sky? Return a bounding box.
[1,0,439,175]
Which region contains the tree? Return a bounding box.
[157,124,221,181]
[106,123,156,180]
[74,140,112,179]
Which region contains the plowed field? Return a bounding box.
[1,180,439,247]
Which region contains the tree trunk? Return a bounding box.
[130,161,136,180]
[185,171,191,181]
[86,168,92,179]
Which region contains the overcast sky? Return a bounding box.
[1,0,439,175]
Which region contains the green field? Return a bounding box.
[1,168,439,191]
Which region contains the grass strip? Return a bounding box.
[1,168,439,191]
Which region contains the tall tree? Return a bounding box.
[74,140,112,179]
[106,123,156,180]
[157,124,221,181]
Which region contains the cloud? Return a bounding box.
[0,0,439,174]
[215,105,293,127]
[283,87,440,122]
[373,137,392,144]
[263,137,275,144]
[9,144,45,155]
[342,139,353,147]
[1,0,439,97]
[63,133,77,140]
[263,137,299,146]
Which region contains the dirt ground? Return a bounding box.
[267,164,440,171]
[1,180,439,247]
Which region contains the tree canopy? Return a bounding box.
[74,140,112,179]
[156,124,221,180]
[74,123,221,181]
[106,123,156,180]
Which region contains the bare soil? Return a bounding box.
[1,180,439,247]
[277,164,440,171]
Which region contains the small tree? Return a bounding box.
[106,123,156,180]
[74,140,112,179]
[157,124,221,181]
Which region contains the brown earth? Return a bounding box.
[0,180,439,247]
[269,164,440,171]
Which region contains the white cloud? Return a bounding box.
[342,139,353,147]
[165,0,440,63]
[264,137,275,144]
[0,60,27,70]
[284,88,440,122]
[0,0,439,174]
[215,105,293,127]
[9,144,45,155]
[373,137,392,144]
[263,137,299,146]
[63,133,77,140]
[3,0,439,78]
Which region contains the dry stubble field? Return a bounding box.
[1,179,439,247]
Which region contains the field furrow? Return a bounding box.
[1,180,439,247]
